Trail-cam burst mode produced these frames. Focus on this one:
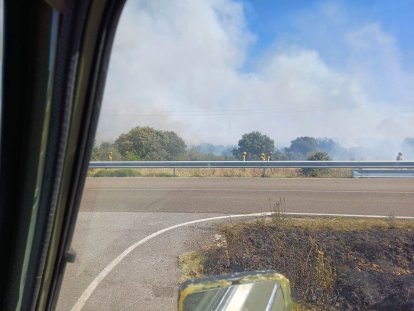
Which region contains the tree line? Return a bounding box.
[92,127,187,161]
[92,126,414,162]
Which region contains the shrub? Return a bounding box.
[302,152,331,177]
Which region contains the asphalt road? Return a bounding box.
[57,177,414,311]
[80,177,414,216]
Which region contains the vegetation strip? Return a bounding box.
[94,126,405,163]
[88,167,352,178]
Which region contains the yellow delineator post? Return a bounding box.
[242,152,247,161]
[108,152,113,161]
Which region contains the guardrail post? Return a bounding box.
[173,167,176,177]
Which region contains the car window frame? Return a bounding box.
[0,0,126,310]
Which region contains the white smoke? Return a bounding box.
[96,0,414,159]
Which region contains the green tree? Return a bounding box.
[163,131,187,160]
[302,151,332,177]
[308,151,331,161]
[285,137,320,160]
[91,141,121,161]
[115,126,186,160]
[232,131,274,160]
[272,149,288,160]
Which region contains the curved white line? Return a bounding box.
[71,212,414,310]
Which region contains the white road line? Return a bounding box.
[71,212,414,311]
[89,188,414,194]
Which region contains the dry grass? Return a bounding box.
[178,251,205,282]
[179,213,414,310]
[266,216,414,231]
[88,167,353,178]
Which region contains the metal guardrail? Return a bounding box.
[352,169,414,178]
[89,161,414,169]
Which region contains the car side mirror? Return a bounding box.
[178,270,292,311]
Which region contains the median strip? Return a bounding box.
[179,212,414,310]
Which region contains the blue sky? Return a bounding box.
[241,0,414,70]
[98,0,414,159]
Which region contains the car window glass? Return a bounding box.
[57,1,414,310]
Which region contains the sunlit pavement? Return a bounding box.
[57,177,414,310]
[57,211,225,311]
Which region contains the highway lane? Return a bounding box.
[80,177,414,216]
[58,177,414,311]
[57,211,225,311]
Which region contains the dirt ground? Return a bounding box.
[191,218,414,311]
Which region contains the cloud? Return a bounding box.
[97,0,414,158]
[98,0,254,144]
